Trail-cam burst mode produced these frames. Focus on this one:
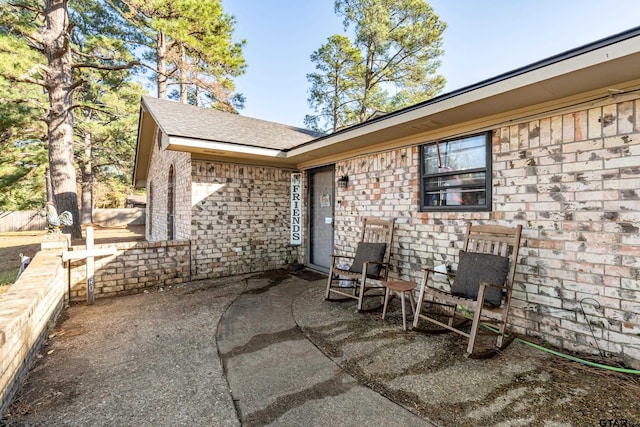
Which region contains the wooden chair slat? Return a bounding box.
[413,222,523,358]
[325,217,396,312]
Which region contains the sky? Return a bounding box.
[222,0,640,128]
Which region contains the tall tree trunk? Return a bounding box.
[179,44,187,104]
[80,132,93,225]
[44,167,53,202]
[157,31,167,98]
[42,0,82,238]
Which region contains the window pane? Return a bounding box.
[423,171,486,207]
[458,171,485,187]
[424,172,485,190]
[422,145,442,174]
[423,187,486,207]
[423,135,486,174]
[420,132,490,211]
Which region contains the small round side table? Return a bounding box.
[382,280,417,331]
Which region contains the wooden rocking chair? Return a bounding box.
[324,217,395,311]
[413,223,523,358]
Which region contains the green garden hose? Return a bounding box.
[457,305,640,374]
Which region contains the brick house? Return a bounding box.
[134,27,640,367]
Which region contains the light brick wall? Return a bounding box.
[146,139,191,242]
[0,237,68,414]
[68,240,191,301]
[332,97,640,367]
[189,161,298,279]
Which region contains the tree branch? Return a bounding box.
[71,104,116,123]
[71,60,140,71]
[68,79,86,93]
[7,74,47,88]
[7,1,41,14]
[70,103,112,116]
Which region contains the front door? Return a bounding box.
[308,167,334,272]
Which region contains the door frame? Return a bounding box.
[306,165,335,273]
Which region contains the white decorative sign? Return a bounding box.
[290,173,302,245]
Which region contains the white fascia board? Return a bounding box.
[168,136,287,158]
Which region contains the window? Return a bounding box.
[148,182,153,237]
[419,133,491,211]
[167,166,175,240]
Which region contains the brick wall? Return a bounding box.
[147,138,191,242]
[189,161,298,279]
[0,236,68,415]
[332,97,640,367]
[68,240,191,301]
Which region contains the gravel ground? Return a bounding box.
[2,277,244,427]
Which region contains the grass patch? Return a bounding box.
[0,232,42,296]
[1,269,18,286]
[0,268,18,295]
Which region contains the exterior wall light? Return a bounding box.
[337,175,349,189]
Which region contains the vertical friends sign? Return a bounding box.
[290,173,302,245]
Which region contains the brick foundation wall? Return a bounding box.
[189,161,298,279]
[333,97,640,367]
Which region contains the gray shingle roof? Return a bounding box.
[142,96,323,150]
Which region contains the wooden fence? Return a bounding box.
[0,211,47,232]
[0,209,145,233]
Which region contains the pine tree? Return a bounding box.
[0,0,138,236]
[111,0,246,110]
[306,0,446,132]
[305,35,363,132]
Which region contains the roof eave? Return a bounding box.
[286,29,640,162]
[167,136,287,159]
[132,103,155,188]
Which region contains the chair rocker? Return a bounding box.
[413,223,523,358]
[324,217,395,312]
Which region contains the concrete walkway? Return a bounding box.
[217,271,427,426]
[2,271,639,426]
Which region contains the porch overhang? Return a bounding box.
[287,27,640,168]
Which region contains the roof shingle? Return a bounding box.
[142,96,323,150]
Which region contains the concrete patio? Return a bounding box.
[2,270,638,426]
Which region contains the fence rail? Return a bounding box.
[0,209,145,233]
[0,211,47,232]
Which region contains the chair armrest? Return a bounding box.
[478,281,507,305]
[479,281,507,290]
[420,267,455,293]
[331,254,355,261]
[422,267,455,280]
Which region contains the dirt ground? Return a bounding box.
[0,225,145,291]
